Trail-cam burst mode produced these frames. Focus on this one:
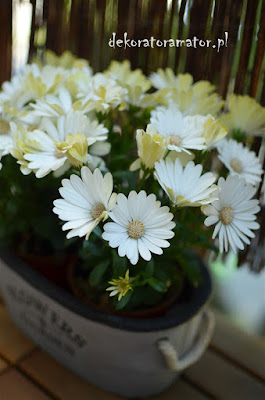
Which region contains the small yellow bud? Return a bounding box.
[55,133,88,168]
[136,129,168,170]
[203,117,228,147]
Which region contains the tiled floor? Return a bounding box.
[0,302,264,399]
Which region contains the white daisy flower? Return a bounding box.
[53,167,117,239]
[149,69,193,90]
[0,73,23,108]
[155,159,218,207]
[0,136,13,170]
[150,105,206,154]
[77,73,127,113]
[150,70,224,116]
[86,154,108,172]
[102,191,175,265]
[0,119,13,156]
[105,60,151,107]
[221,94,265,136]
[107,60,150,91]
[217,138,263,186]
[0,119,13,169]
[202,175,260,253]
[36,49,92,73]
[24,111,108,177]
[9,122,34,175]
[1,64,66,110]
[29,88,76,118]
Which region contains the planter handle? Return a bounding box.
[157,309,215,372]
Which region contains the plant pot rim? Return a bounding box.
[0,249,212,332]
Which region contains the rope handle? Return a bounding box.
[157,309,215,372]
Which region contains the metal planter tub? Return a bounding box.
[0,250,214,398]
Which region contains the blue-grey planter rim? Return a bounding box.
[0,249,212,332]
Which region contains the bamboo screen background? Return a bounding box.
[1,0,265,102]
[0,0,264,270]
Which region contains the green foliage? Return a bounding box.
[89,260,110,287]
[0,155,76,255]
[231,128,247,142]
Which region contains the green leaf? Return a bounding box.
[93,226,102,238]
[115,291,132,310]
[112,250,127,276]
[179,252,203,287]
[144,259,154,278]
[89,261,109,287]
[146,277,167,293]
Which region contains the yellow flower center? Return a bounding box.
[0,120,10,134]
[55,147,66,157]
[169,134,182,146]
[220,206,234,225]
[91,203,105,219]
[28,125,38,132]
[55,133,88,167]
[128,220,145,239]
[230,158,243,174]
[117,280,130,291]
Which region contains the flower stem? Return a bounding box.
[137,169,149,191]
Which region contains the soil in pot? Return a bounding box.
[15,251,75,290]
[67,260,190,319]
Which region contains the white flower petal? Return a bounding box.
[204,175,260,253]
[53,167,115,238]
[103,191,175,264]
[218,138,263,186]
[155,159,217,207]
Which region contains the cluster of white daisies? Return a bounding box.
[0,51,264,266]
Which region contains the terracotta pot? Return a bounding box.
[0,250,214,398]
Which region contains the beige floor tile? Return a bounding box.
[0,305,35,362]
[0,357,8,374]
[144,378,208,400]
[0,369,51,400]
[184,349,265,400]
[20,349,125,400]
[211,310,265,381]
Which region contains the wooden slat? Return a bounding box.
[0,0,12,85]
[250,1,265,99]
[184,349,265,400]
[78,0,91,59]
[205,0,228,84]
[173,0,187,72]
[0,305,35,363]
[116,0,134,64]
[19,349,125,400]
[0,369,52,400]
[185,0,212,81]
[144,378,209,400]
[234,0,259,94]
[28,0,265,102]
[69,0,80,56]
[210,311,265,381]
[218,0,244,98]
[0,357,8,374]
[46,0,65,54]
[150,0,168,70]
[96,0,107,71]
[28,0,36,62]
